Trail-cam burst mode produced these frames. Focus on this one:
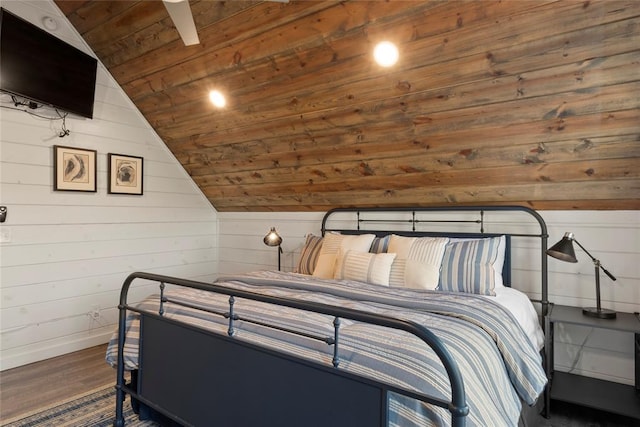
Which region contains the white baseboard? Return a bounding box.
[0,331,113,371]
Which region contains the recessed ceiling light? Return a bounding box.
[209,90,226,108]
[373,41,399,67]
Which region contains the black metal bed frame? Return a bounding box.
[113,205,550,427]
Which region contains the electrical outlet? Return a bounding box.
[0,228,11,243]
[89,305,101,320]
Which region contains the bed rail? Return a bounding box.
[114,272,470,427]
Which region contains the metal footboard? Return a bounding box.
[113,272,469,427]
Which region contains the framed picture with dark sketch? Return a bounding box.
[108,153,143,195]
[53,145,97,192]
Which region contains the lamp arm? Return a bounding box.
[573,238,617,281]
[599,264,617,281]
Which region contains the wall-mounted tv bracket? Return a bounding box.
[10,95,38,110]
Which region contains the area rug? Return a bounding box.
[1,385,158,427]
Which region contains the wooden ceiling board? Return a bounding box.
[52,0,640,211]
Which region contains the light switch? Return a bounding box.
[0,228,11,243]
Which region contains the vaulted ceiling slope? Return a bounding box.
[55,0,640,211]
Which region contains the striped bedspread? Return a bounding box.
[106,271,547,427]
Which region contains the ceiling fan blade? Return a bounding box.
[162,0,199,46]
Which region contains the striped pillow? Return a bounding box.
[312,233,376,279]
[334,250,397,286]
[294,234,323,275]
[449,235,506,288]
[387,235,449,290]
[438,236,502,296]
[369,235,390,253]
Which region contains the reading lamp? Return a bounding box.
[547,232,617,319]
[263,227,283,271]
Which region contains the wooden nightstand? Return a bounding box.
[545,304,640,419]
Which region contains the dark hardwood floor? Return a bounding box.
[0,344,115,420]
[0,344,638,426]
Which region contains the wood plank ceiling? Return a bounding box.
[55,0,640,211]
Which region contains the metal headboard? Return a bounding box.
[321,205,550,317]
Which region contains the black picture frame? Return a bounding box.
[53,145,97,192]
[108,153,143,195]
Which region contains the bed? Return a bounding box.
[108,205,551,427]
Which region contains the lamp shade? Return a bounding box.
[263,227,282,247]
[546,232,578,263]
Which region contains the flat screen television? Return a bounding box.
[0,8,97,119]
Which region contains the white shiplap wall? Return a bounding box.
[1,0,637,389]
[0,1,218,370]
[218,210,639,387]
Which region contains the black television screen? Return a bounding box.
[0,8,97,119]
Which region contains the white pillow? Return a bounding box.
[387,235,449,290]
[334,250,397,286]
[312,233,376,279]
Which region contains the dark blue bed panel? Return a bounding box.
[139,315,385,427]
